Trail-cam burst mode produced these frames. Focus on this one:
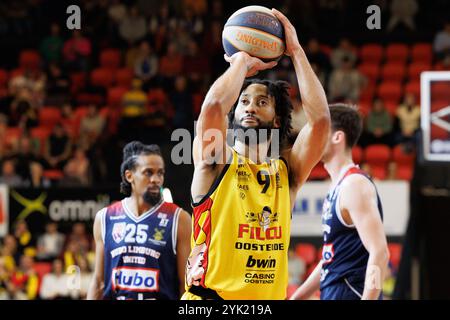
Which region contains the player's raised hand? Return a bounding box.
[271,8,302,57]
[224,51,277,77]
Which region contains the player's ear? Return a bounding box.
[125,169,133,184]
[333,130,345,145]
[274,116,281,128]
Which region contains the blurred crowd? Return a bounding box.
[0,220,93,299]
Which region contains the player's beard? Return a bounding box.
[143,188,162,206]
[232,118,275,145]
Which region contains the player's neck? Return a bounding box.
[323,152,354,183]
[126,196,154,217]
[234,140,271,163]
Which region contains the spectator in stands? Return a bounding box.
[183,39,209,88]
[288,248,306,286]
[9,88,39,129]
[62,30,92,72]
[45,63,70,106]
[387,0,419,32]
[43,123,72,171]
[79,104,105,151]
[36,222,65,262]
[305,38,331,77]
[60,146,90,187]
[134,41,158,89]
[330,38,357,69]
[39,23,63,65]
[119,6,147,46]
[178,7,204,39]
[66,223,90,253]
[171,75,193,129]
[8,255,39,300]
[120,78,148,139]
[158,42,183,87]
[60,103,77,140]
[0,234,19,273]
[108,0,127,25]
[365,98,393,146]
[39,259,70,300]
[395,93,421,145]
[8,135,43,187]
[328,56,366,103]
[433,21,450,66]
[148,3,177,40]
[63,240,85,271]
[0,258,10,299]
[0,159,26,187]
[13,220,35,257]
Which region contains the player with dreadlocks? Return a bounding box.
[88,141,191,300]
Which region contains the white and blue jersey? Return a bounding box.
[320,165,383,300]
[99,199,182,300]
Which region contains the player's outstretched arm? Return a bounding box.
[272,9,330,188]
[176,209,192,297]
[87,212,105,300]
[340,175,390,300]
[290,260,322,300]
[193,51,277,165]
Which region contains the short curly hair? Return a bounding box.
[119,141,163,196]
[228,79,293,147]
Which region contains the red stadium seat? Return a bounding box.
[411,43,433,64]
[407,63,431,81]
[295,243,317,266]
[377,81,403,103]
[385,44,409,63]
[308,162,328,180]
[39,106,61,128]
[99,48,121,70]
[381,63,406,82]
[404,81,421,100]
[393,145,415,180]
[19,50,41,70]
[364,144,391,180]
[360,44,384,64]
[90,68,115,88]
[107,86,128,107]
[358,63,380,83]
[388,243,402,271]
[383,99,399,116]
[115,68,134,88]
[352,145,363,164]
[70,72,87,94]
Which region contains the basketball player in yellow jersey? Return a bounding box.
[182,9,331,300]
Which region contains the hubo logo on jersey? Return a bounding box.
[112,222,126,243]
[112,267,159,292]
[157,213,169,227]
[322,243,334,264]
[239,206,281,240]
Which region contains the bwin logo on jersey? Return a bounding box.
[112,267,159,292]
[112,222,126,243]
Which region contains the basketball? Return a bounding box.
[222,5,285,62]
